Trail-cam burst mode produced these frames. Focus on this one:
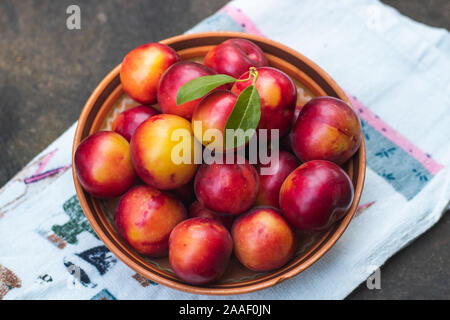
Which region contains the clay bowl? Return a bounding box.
[73,31,366,295]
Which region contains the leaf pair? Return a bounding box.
[176,73,261,148]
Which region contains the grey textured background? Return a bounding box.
[0,0,448,299]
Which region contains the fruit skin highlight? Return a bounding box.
[112,105,160,142]
[120,43,180,104]
[232,67,297,138]
[74,131,136,198]
[194,159,260,216]
[279,160,354,231]
[204,38,268,78]
[232,207,295,272]
[158,61,217,120]
[290,96,362,165]
[255,151,300,209]
[131,114,198,190]
[169,217,233,285]
[115,185,187,257]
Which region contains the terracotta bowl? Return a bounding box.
[72,31,366,295]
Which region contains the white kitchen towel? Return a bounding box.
[0,0,449,300]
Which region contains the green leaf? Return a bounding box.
[176,74,237,105]
[225,85,261,148]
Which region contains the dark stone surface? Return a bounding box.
[382,0,450,29]
[0,0,448,299]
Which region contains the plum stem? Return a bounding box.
[234,67,259,85]
[249,67,258,85]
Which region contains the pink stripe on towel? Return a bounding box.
[24,165,71,184]
[220,5,265,36]
[34,149,58,175]
[346,93,444,175]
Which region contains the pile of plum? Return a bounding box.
[74,38,362,285]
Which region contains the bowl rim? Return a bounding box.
[72,31,366,295]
